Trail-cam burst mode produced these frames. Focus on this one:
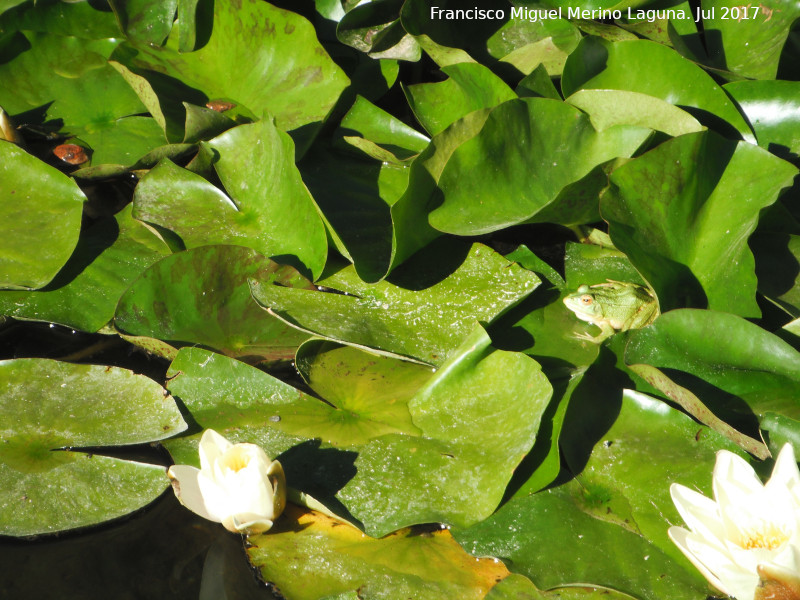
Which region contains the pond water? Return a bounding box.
[0,491,279,599]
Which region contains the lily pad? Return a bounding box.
[697,0,800,79]
[0,358,186,536]
[486,13,582,77]
[0,32,151,154]
[561,37,754,141]
[624,308,800,421]
[560,388,746,567]
[566,89,704,136]
[336,0,420,61]
[337,326,553,535]
[0,0,121,39]
[251,241,541,365]
[454,481,710,599]
[0,142,85,290]
[0,204,171,332]
[295,340,428,441]
[247,505,509,600]
[403,62,517,136]
[429,97,651,235]
[337,95,429,163]
[108,0,178,47]
[109,0,349,151]
[133,120,328,279]
[603,130,798,316]
[114,245,314,362]
[296,142,399,283]
[162,345,428,465]
[724,80,800,163]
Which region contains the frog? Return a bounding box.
[562,280,659,343]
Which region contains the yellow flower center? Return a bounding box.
[738,522,790,551]
[223,448,251,473]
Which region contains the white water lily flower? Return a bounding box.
[669,443,800,600]
[167,429,286,535]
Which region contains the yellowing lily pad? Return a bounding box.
[247,504,510,600]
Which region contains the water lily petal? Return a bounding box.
[199,428,234,472]
[767,444,800,506]
[167,464,220,523]
[714,450,764,501]
[770,538,800,574]
[668,526,732,596]
[224,514,274,535]
[670,483,727,542]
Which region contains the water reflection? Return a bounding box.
[0,492,279,599]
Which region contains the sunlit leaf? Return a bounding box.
[0,358,186,536]
[603,130,797,316]
[251,241,540,365]
[115,245,314,362]
[248,505,509,600]
[430,97,651,235]
[0,142,85,290]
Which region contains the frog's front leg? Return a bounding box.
[573,321,616,344]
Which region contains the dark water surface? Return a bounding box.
[0,492,279,600]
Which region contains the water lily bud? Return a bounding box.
[0,108,21,145]
[668,444,800,600]
[167,429,286,535]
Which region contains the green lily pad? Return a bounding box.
[388,108,493,274]
[336,95,429,163]
[560,387,745,567]
[516,64,561,100]
[430,97,651,236]
[162,344,428,465]
[109,0,349,151]
[251,241,540,365]
[0,32,150,153]
[296,141,401,283]
[696,0,800,79]
[403,62,517,136]
[295,340,428,441]
[752,233,800,317]
[114,245,314,362]
[0,0,121,39]
[561,37,754,142]
[78,115,168,166]
[0,204,171,332]
[0,358,186,536]
[247,505,510,600]
[337,326,553,535]
[454,479,710,599]
[624,308,800,421]
[108,0,178,46]
[486,13,582,77]
[725,80,800,163]
[0,141,85,290]
[133,120,328,279]
[566,89,704,136]
[603,130,798,316]
[336,0,421,61]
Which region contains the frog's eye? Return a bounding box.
[580,295,593,305]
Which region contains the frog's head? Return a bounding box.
[563,285,603,322]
